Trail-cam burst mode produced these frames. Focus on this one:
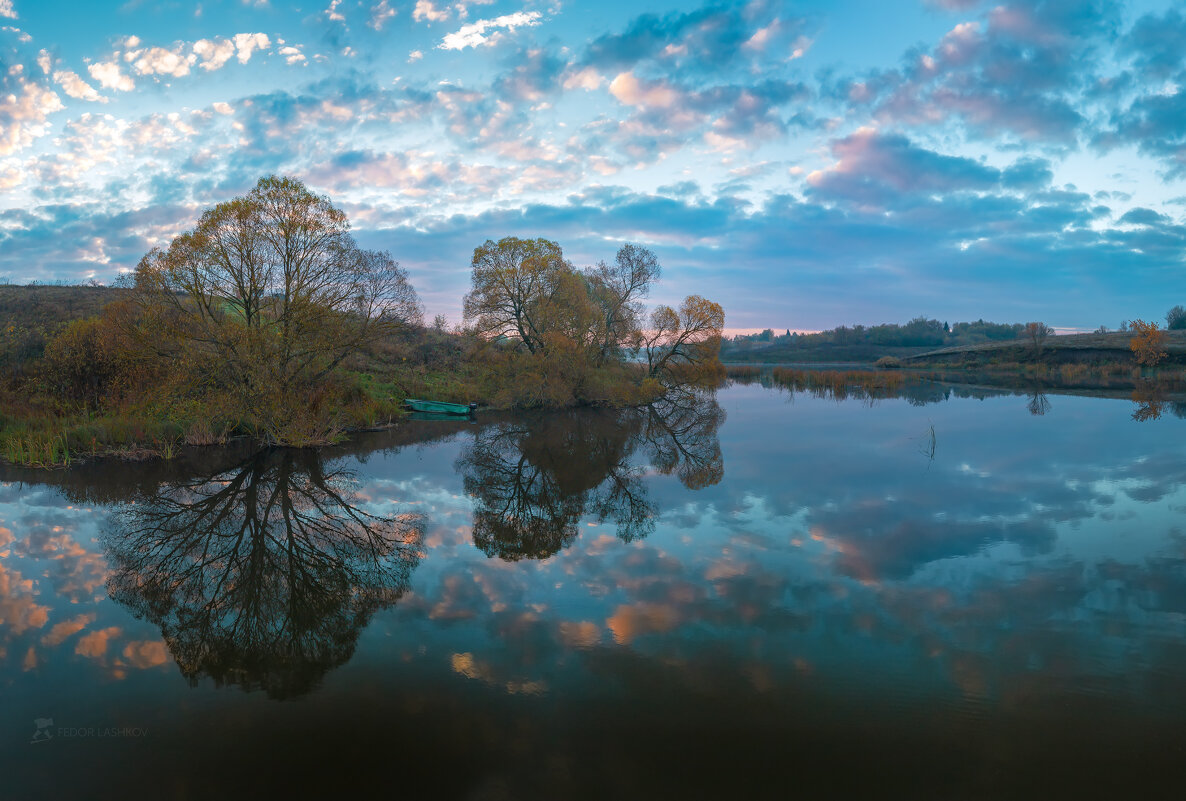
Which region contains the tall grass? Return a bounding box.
[0,415,187,468]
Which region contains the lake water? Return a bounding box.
[2,381,1185,800]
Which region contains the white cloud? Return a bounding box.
[212,101,234,115]
[408,49,424,63]
[563,67,603,91]
[193,38,236,71]
[128,45,195,78]
[608,72,678,108]
[0,78,63,156]
[279,45,306,65]
[36,49,50,74]
[414,0,449,23]
[369,0,395,30]
[325,0,345,22]
[87,61,135,92]
[232,32,270,63]
[1,25,29,42]
[0,1,16,20]
[453,0,495,20]
[438,11,541,50]
[53,70,106,102]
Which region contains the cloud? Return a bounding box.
[609,72,679,109]
[75,626,121,659]
[0,1,14,20]
[1121,7,1186,78]
[279,46,306,65]
[41,614,95,647]
[324,0,345,23]
[806,128,1001,205]
[438,11,541,51]
[1,24,29,42]
[52,69,106,102]
[368,0,395,31]
[578,2,801,79]
[127,45,194,78]
[121,640,169,668]
[87,60,135,92]
[232,32,271,63]
[832,1,1121,146]
[0,76,64,155]
[193,38,236,71]
[563,67,603,91]
[414,0,449,23]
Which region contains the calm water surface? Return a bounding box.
[2,382,1185,800]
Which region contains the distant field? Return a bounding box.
[904,330,1186,365]
[723,330,1186,366]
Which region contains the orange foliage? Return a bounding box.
[1129,319,1168,367]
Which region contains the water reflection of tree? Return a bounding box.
[457,393,724,561]
[1131,381,1166,422]
[1026,389,1051,416]
[640,390,726,490]
[103,449,424,699]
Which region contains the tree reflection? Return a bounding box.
[103,449,424,699]
[640,390,725,490]
[457,393,724,561]
[1131,381,1166,422]
[1026,389,1052,416]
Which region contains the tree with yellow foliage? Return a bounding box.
[1129,319,1168,367]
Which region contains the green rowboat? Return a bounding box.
[404,398,476,415]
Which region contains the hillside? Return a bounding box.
[903,330,1186,366]
[1,284,127,375]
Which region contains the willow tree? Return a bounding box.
[586,243,660,363]
[134,176,422,443]
[642,295,726,386]
[463,238,661,359]
[462,237,570,354]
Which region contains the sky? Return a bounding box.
[1,0,1185,331]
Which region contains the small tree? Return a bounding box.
[1020,321,1053,357]
[642,295,725,386]
[585,243,660,363]
[1130,319,1168,366]
[1166,305,1186,331]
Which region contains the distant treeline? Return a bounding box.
[722,317,1026,362]
[727,317,1024,352]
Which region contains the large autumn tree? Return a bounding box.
[462,236,723,404]
[463,237,661,359]
[133,176,422,443]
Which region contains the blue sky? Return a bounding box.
[1,0,1185,331]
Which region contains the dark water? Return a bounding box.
[2,382,1186,800]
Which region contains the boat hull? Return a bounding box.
[403,398,474,415]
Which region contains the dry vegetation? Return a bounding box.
[1,179,726,467]
[904,329,1186,366]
